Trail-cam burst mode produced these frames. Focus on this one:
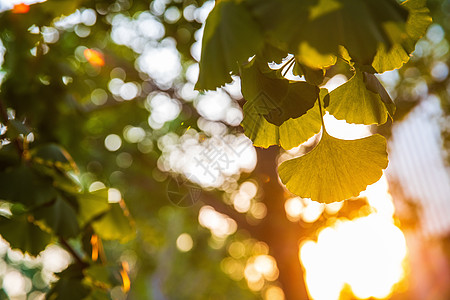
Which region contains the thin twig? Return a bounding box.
[59,237,88,268]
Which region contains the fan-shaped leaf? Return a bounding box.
[195,0,263,90]
[279,131,388,203]
[285,0,409,68]
[371,0,432,73]
[242,93,322,149]
[326,70,394,125]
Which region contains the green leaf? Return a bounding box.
[77,189,110,226]
[34,194,80,239]
[279,131,388,203]
[31,144,81,193]
[31,143,78,173]
[0,165,56,207]
[240,58,319,126]
[259,43,288,65]
[371,0,432,73]
[277,0,409,68]
[92,203,135,243]
[0,215,52,256]
[326,70,394,125]
[196,0,264,90]
[48,264,91,300]
[242,89,323,149]
[293,61,325,86]
[264,82,319,126]
[240,58,289,107]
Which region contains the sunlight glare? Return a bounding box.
[299,175,408,300]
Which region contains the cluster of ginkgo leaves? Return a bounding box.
[196,0,432,203]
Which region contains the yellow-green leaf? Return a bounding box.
[279,131,388,203]
[92,203,135,243]
[242,94,322,150]
[371,0,432,72]
[326,70,394,125]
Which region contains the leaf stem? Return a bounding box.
[59,237,88,268]
[282,59,296,78]
[280,56,295,76]
[317,92,326,130]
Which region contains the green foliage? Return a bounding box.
[196,0,263,90]
[197,0,431,203]
[0,0,440,298]
[0,213,53,256]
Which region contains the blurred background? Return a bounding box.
[0,0,449,299]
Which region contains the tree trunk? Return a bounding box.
[255,147,308,300]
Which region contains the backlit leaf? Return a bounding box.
[326,70,394,125]
[241,58,319,126]
[77,189,110,226]
[196,0,264,90]
[242,90,323,149]
[276,0,409,68]
[0,215,52,256]
[279,130,388,203]
[92,203,135,243]
[371,0,432,73]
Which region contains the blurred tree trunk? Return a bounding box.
[255,147,308,300]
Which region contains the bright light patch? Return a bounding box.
[198,206,237,239]
[12,3,30,14]
[108,188,122,203]
[104,134,122,151]
[40,245,71,273]
[299,175,408,300]
[176,233,194,252]
[84,48,105,67]
[264,285,285,300]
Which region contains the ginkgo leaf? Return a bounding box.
[0,215,53,256]
[279,0,409,68]
[242,91,323,149]
[264,82,318,126]
[34,195,80,239]
[278,130,388,203]
[195,0,263,90]
[240,58,289,108]
[293,61,325,86]
[326,69,394,125]
[241,58,319,126]
[371,0,431,73]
